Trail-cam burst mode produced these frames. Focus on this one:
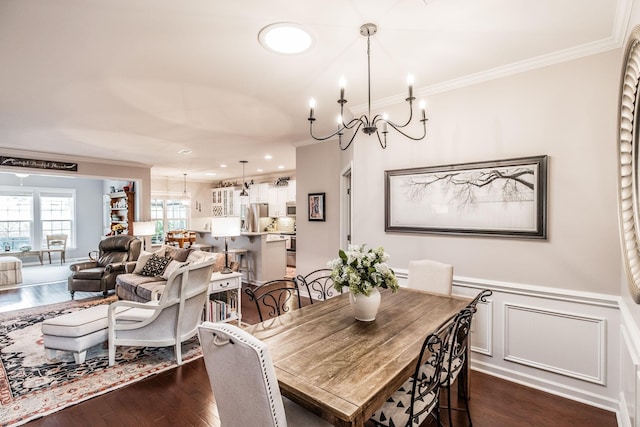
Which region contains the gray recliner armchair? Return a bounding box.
[68,235,142,299]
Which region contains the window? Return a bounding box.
[0,191,33,250]
[0,186,75,250]
[40,192,74,246]
[150,196,189,245]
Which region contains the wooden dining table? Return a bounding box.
[249,287,471,427]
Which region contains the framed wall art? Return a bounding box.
[308,192,325,222]
[385,155,548,239]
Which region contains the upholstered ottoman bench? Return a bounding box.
[0,256,22,285]
[41,304,128,364]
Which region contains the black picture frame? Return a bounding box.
[385,155,548,239]
[308,192,326,222]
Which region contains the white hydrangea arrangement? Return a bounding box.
[328,244,399,296]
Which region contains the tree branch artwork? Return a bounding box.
[404,167,535,210]
[384,156,547,239]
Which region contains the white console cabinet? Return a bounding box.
[206,271,242,325]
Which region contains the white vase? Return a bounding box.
[349,287,381,321]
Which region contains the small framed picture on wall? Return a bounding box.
[308,192,325,222]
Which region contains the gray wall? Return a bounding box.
[0,173,104,261]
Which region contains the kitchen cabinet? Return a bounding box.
[287,180,296,202]
[108,191,135,236]
[268,187,289,217]
[211,188,237,217]
[249,183,270,203]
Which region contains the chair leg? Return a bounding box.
[70,290,75,300]
[446,382,453,427]
[108,342,116,366]
[175,343,182,364]
[459,376,473,426]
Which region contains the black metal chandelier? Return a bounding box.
[308,23,428,151]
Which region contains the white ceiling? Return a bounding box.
[0,0,630,182]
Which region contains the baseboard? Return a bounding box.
[471,360,620,412]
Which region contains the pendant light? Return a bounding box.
[181,173,191,206]
[239,161,248,198]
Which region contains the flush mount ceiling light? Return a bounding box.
[259,22,313,54]
[308,23,427,150]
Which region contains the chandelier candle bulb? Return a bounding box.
[419,100,427,120]
[407,75,414,99]
[339,77,346,101]
[309,98,316,119]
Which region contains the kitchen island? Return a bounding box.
[213,232,286,285]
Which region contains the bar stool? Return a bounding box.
[226,248,248,275]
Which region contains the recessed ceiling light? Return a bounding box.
[257,169,263,172]
[264,155,272,160]
[278,165,284,169]
[205,172,217,176]
[178,149,192,155]
[258,23,313,55]
[220,164,227,168]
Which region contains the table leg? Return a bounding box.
[39,251,43,265]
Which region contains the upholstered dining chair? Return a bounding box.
[407,259,453,295]
[67,235,141,299]
[370,320,455,427]
[42,234,68,264]
[107,258,215,366]
[244,278,302,322]
[198,322,332,427]
[296,268,340,303]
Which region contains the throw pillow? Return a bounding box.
[163,245,192,262]
[162,260,188,280]
[186,250,211,264]
[133,247,165,274]
[140,254,173,277]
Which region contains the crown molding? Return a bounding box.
[352,0,634,114]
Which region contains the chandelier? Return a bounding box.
[308,23,428,151]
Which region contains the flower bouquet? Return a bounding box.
[328,244,398,296]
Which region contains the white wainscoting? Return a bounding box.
[394,270,630,421]
[620,302,640,427]
[503,304,606,385]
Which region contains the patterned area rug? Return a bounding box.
[0,297,202,426]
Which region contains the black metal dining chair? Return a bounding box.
[419,289,492,427]
[296,268,340,304]
[244,278,303,322]
[370,320,455,427]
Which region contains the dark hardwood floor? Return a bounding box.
[1,281,617,427]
